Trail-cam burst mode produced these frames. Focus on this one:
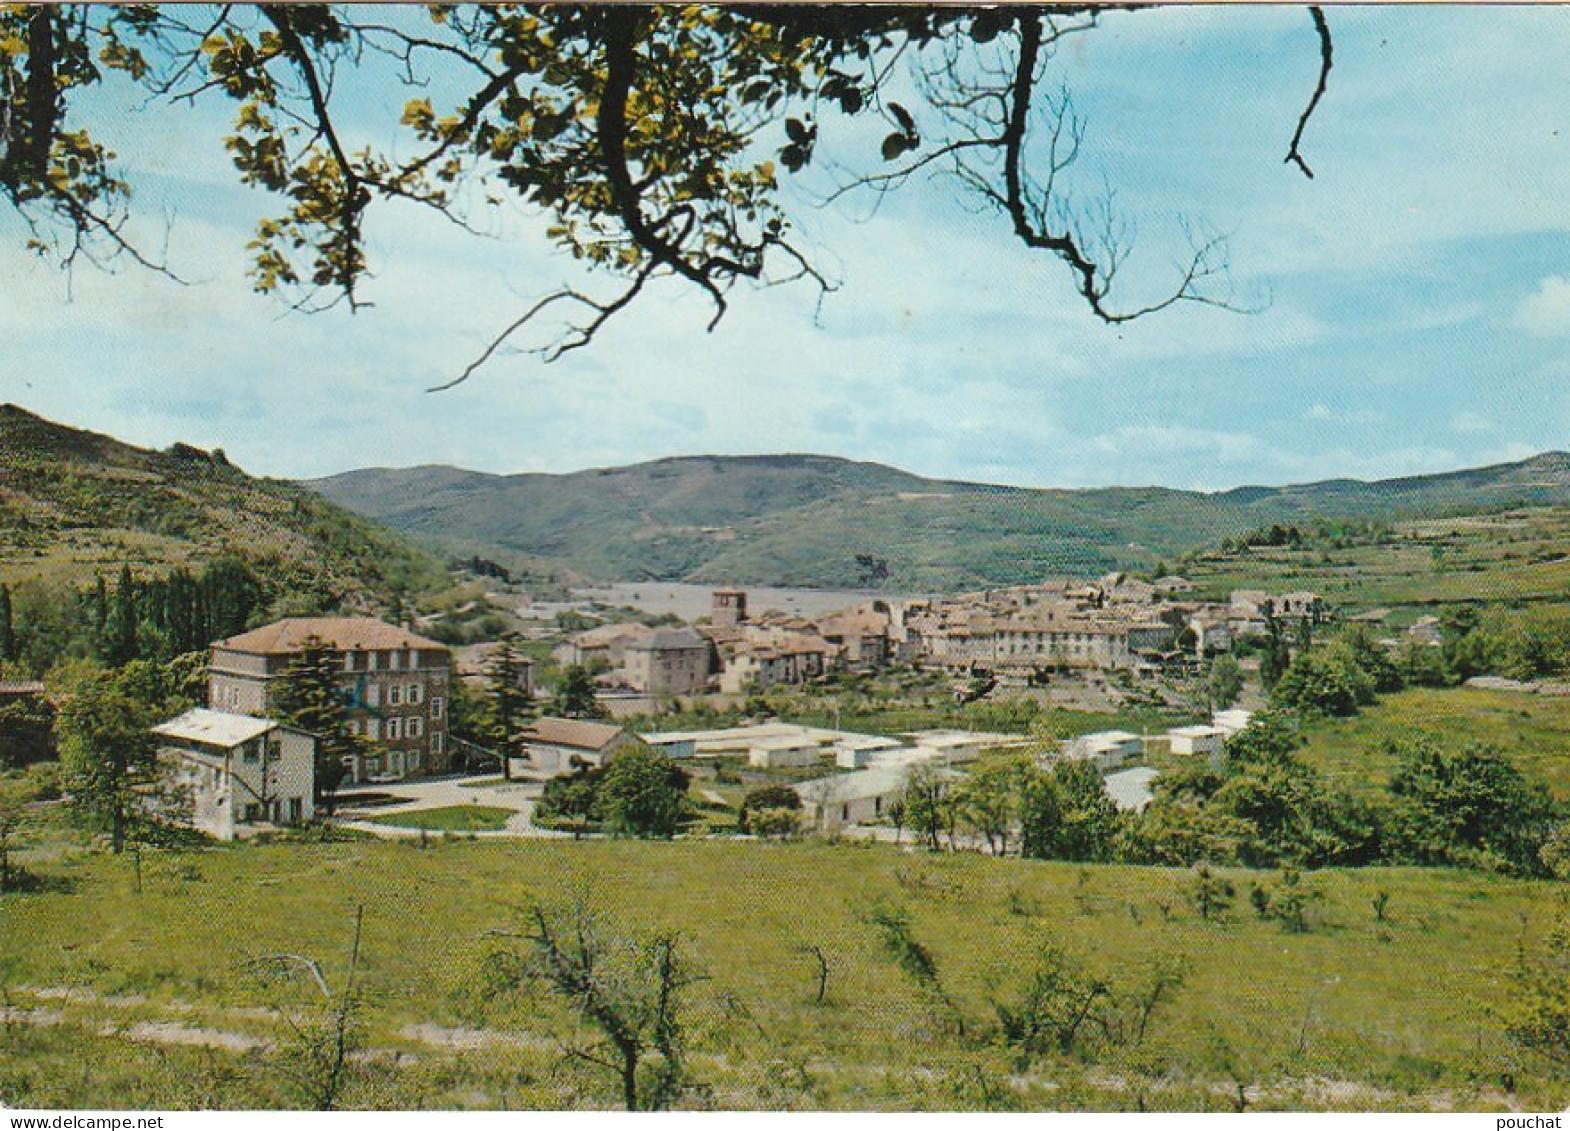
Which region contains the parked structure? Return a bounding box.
[516,716,640,776]
[793,765,964,831]
[1168,724,1227,768]
[1059,730,1143,771]
[208,617,453,781]
[151,708,315,840]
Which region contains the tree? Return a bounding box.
[900,763,956,852]
[0,688,55,770]
[597,745,690,839]
[57,668,159,853]
[552,664,607,720]
[952,750,1034,856]
[1185,865,1235,923]
[534,763,604,837]
[1020,760,1119,862]
[271,636,355,814]
[0,584,13,662]
[1507,912,1570,1079]
[247,905,367,1110]
[0,6,1336,383]
[514,902,701,1110]
[107,564,139,668]
[1386,740,1559,874]
[1206,655,1244,712]
[737,783,801,835]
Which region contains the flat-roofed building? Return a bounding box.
[151,708,315,840]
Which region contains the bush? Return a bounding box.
[738,784,802,834]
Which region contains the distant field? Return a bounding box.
[1297,686,1570,798]
[1181,508,1570,611]
[2,829,1563,1110]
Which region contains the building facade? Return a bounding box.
[208,617,453,782]
[151,708,316,840]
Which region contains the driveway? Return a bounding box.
[332,774,568,838]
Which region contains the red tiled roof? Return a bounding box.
[214,617,448,655]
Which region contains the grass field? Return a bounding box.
[1179,508,1570,612]
[1296,687,1570,799]
[2,821,1565,1111]
[360,805,514,832]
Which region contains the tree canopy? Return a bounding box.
[0,4,1332,383]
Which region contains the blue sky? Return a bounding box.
[5,5,1570,490]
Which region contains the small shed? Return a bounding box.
[747,735,824,769]
[1060,730,1143,772]
[1168,724,1227,768]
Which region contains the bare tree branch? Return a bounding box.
[1285,7,1333,180]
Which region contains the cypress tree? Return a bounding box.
[0,583,12,662]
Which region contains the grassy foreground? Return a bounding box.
[361,805,515,832]
[0,831,1564,1111]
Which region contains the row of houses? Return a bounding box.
[558,580,1329,694]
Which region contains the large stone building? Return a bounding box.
[208,617,453,781]
[622,628,713,695]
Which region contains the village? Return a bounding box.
[111,576,1327,844]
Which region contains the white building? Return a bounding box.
[793,765,961,831]
[1168,724,1227,768]
[747,735,825,769]
[151,708,316,841]
[1211,709,1254,737]
[1103,766,1160,812]
[516,717,640,777]
[905,729,1031,765]
[1060,730,1143,771]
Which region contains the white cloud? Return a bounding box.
[1513,276,1570,337]
[1450,411,1493,434]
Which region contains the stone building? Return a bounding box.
[208,617,453,781]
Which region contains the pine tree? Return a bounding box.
[108,565,139,667]
[552,665,606,720]
[272,637,355,814]
[0,583,13,662]
[488,636,532,781]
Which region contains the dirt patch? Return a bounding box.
[114,1020,272,1054]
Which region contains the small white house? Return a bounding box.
[1211,709,1254,736]
[1103,766,1160,812]
[1168,724,1227,768]
[794,766,961,831]
[747,735,824,769]
[1060,730,1143,771]
[151,708,316,841]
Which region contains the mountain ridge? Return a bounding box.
[307,448,1570,591]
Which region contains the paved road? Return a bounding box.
[332,774,570,838]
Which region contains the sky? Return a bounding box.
[6,5,1570,491]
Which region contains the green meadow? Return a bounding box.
[1,823,1564,1111]
[1297,687,1570,799]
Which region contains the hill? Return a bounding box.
[308,450,1570,591]
[0,403,445,608]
